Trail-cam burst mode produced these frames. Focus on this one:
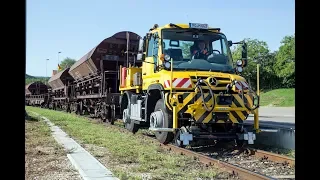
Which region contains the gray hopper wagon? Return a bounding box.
[64,31,142,121]
[25,81,49,106]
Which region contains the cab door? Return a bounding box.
[142,32,160,89]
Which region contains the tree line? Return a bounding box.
[25,57,76,85]
[231,34,295,90]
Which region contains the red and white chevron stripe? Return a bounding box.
[164,78,192,88]
[235,81,249,90]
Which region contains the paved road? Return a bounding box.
[243,107,295,149]
[245,107,295,130]
[255,107,294,118]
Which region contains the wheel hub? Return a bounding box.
[123,109,129,123]
[150,110,164,128]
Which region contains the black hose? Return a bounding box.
[195,79,215,112]
[238,81,259,111]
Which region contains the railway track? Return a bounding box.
[144,132,294,180]
[190,145,295,180]
[94,116,295,180]
[39,110,296,180]
[161,143,273,180]
[247,148,294,167]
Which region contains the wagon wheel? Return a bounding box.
[66,103,71,113]
[72,103,77,113]
[76,102,83,115]
[98,103,106,122]
[109,105,115,125]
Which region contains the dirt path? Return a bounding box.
[25,116,81,180]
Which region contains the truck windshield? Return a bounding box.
[162,29,234,73]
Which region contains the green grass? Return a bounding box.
[259,88,295,107]
[26,106,229,180]
[25,112,79,179]
[25,112,58,147]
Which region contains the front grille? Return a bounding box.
[190,76,231,92]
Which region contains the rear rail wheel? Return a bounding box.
[123,110,139,133]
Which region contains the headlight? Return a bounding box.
[236,59,242,66]
[237,66,243,72]
[164,61,171,69]
[164,54,171,61]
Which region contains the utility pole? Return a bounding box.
[58,51,61,65]
[254,64,260,133]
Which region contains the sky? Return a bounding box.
[26,0,295,77]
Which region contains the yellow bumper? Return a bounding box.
[165,92,254,124]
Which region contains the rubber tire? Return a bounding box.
[124,97,139,134]
[154,99,174,144]
[125,116,139,133]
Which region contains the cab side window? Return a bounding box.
[146,33,159,72]
[147,35,154,57]
[153,37,159,63]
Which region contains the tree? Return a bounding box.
[231,38,273,89]
[274,35,295,87]
[25,77,49,85]
[59,57,76,71]
[231,35,295,90]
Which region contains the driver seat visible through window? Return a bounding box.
[167,48,183,61]
[190,43,198,55]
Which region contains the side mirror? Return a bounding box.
[228,40,233,47]
[138,38,145,52]
[241,42,248,67]
[137,53,145,61]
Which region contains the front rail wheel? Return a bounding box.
[174,126,189,148]
[153,99,174,144]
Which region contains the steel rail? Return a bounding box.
[248,148,295,167]
[160,144,275,180]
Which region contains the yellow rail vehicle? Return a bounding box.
[119,23,259,146]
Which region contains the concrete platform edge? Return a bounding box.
[67,154,91,180]
[30,111,119,180]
